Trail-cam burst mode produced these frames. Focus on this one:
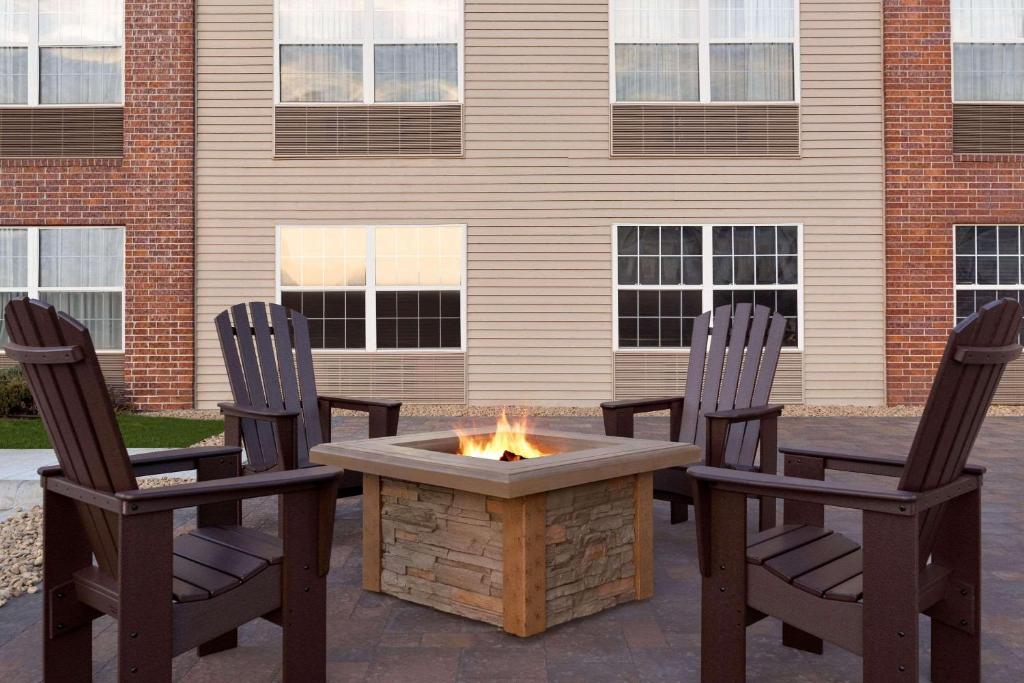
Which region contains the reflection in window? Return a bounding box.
[952,0,1024,101]
[954,225,1024,343]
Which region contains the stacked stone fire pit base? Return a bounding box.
[376,474,645,632]
[311,427,699,636]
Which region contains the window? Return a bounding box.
[0,226,124,349]
[278,225,465,350]
[611,0,797,103]
[953,0,1024,102]
[614,223,801,349]
[954,225,1024,342]
[276,0,462,104]
[0,0,123,106]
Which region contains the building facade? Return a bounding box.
[885,0,1024,404]
[0,0,195,409]
[192,0,887,408]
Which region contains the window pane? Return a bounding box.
[0,0,30,44]
[952,0,1024,41]
[376,290,460,349]
[954,43,1024,101]
[40,47,122,104]
[715,289,798,346]
[39,0,122,45]
[617,288,703,348]
[710,0,794,41]
[280,45,362,103]
[282,290,366,349]
[41,291,122,350]
[0,47,25,103]
[374,0,460,43]
[40,227,123,288]
[710,43,793,101]
[615,43,699,101]
[279,227,367,287]
[614,0,700,43]
[374,44,458,102]
[618,225,639,255]
[375,226,462,286]
[0,228,27,288]
[0,290,26,344]
[278,0,363,44]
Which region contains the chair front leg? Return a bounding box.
[281,489,328,682]
[368,404,400,438]
[43,489,94,683]
[602,406,634,438]
[862,510,919,682]
[700,489,748,683]
[117,511,174,682]
[928,485,981,682]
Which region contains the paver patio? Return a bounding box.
[1,415,1021,682]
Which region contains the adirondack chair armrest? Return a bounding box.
[218,402,302,470]
[779,446,987,478]
[601,395,685,440]
[128,446,244,476]
[318,395,402,438]
[600,395,684,413]
[113,466,342,514]
[218,403,300,421]
[704,404,784,423]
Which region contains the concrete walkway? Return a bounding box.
[0,416,1022,681]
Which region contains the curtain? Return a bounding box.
[952,0,1024,41]
[0,228,27,288]
[374,0,459,43]
[278,0,363,44]
[614,0,699,43]
[39,227,123,288]
[373,0,459,102]
[279,226,367,288]
[41,291,122,350]
[710,43,793,101]
[280,44,362,102]
[710,0,794,41]
[954,43,1024,101]
[38,0,122,45]
[616,43,698,101]
[375,226,461,287]
[39,46,121,104]
[0,47,25,103]
[0,0,28,44]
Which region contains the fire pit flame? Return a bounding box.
[456,412,549,460]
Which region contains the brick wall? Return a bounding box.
[885,0,1024,404]
[0,1,195,409]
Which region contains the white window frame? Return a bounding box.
[0,0,125,108]
[952,223,1024,324]
[608,0,801,104]
[272,0,466,106]
[0,226,126,352]
[275,224,468,352]
[611,222,804,351]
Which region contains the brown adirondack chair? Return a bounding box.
[4,298,341,682]
[216,301,401,494]
[689,297,1022,682]
[602,303,786,527]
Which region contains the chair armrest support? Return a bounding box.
[317,395,401,438]
[601,396,685,440]
[115,467,343,514]
[219,402,300,470]
[779,446,986,478]
[128,446,243,476]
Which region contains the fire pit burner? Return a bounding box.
[310,426,699,636]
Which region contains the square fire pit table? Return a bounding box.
[310,427,699,636]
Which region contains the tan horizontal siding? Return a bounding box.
[194,0,885,408]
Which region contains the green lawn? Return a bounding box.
[0,415,225,449]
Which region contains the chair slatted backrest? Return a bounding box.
[680,303,787,468]
[216,302,323,471]
[899,298,1023,567]
[4,298,135,578]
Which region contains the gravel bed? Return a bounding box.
[0,476,193,609]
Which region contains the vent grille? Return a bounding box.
[994,357,1024,404]
[0,107,123,158]
[275,104,463,158]
[611,104,800,157]
[613,350,804,404]
[311,352,466,403]
[953,104,1024,154]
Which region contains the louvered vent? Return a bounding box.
[953,104,1024,154]
[275,104,463,158]
[0,107,123,158]
[613,351,804,404]
[311,352,466,403]
[993,358,1024,404]
[1,351,124,388]
[611,104,800,157]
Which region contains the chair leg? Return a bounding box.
[669,499,689,524]
[862,511,919,682]
[281,490,327,682]
[42,489,93,682]
[781,453,824,654]
[929,487,981,682]
[701,490,747,682]
[198,630,238,657]
[368,405,400,438]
